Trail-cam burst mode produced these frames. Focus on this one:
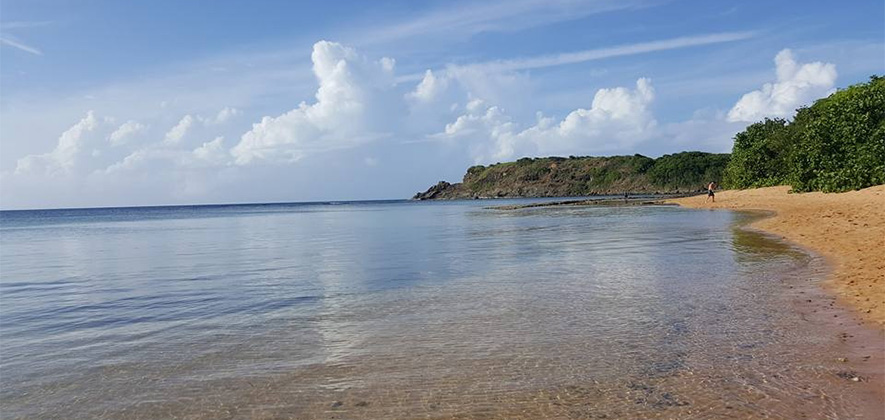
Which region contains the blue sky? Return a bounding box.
[1,0,882,209]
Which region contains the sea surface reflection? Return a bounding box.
[0,201,879,419]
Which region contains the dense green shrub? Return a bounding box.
[649,151,731,190]
[631,154,655,173]
[722,119,792,188]
[788,76,885,192]
[466,165,486,176]
[724,76,885,192]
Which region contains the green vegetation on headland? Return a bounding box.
[414,75,884,200]
[723,76,885,192]
[413,152,730,199]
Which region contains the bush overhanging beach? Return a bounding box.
[723,76,885,192]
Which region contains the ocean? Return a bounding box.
[0,200,876,419]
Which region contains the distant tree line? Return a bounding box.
[723,76,885,192]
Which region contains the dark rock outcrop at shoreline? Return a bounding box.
[412,181,454,200]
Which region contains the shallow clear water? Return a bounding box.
[0,200,880,419]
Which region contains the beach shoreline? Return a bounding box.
[667,185,885,328]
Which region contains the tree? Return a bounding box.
[650,151,730,190]
[788,76,885,192]
[722,118,792,189]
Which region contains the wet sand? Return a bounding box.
[668,185,885,327]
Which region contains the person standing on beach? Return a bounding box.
[705,181,716,203]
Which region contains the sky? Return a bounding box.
[1,0,883,209]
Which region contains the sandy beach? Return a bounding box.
[669,185,885,327]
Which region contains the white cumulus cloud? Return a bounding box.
[192,136,228,165]
[164,114,195,144]
[108,120,146,145]
[15,111,100,175]
[231,41,397,165]
[406,70,449,103]
[105,136,230,174]
[555,77,656,143]
[727,49,837,122]
[442,78,657,162]
[203,107,241,125]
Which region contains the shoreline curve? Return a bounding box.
[666,185,885,328]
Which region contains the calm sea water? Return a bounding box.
[0,200,879,419]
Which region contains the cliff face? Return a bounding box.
[413,152,730,200]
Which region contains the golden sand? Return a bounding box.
[668,185,885,327]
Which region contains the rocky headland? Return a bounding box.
[413,152,729,200]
